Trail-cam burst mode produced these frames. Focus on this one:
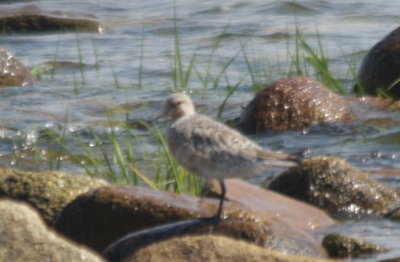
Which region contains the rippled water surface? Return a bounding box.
[1,1,400,260]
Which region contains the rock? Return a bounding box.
[347,96,393,111]
[0,199,104,262]
[330,96,400,128]
[236,77,354,133]
[388,100,400,111]
[360,117,400,128]
[55,185,327,257]
[36,61,95,75]
[0,14,104,34]
[379,257,400,262]
[345,96,398,120]
[0,48,35,87]
[267,156,399,218]
[203,178,334,231]
[358,27,400,99]
[126,235,332,262]
[322,233,387,258]
[0,166,108,224]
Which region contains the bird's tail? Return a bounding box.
[256,150,301,167]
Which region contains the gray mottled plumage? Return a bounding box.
[164,93,297,180]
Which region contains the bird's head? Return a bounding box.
[164,93,196,121]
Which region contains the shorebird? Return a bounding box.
[164,93,298,220]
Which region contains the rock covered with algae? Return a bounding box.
[236,77,354,133]
[0,166,108,224]
[322,233,387,259]
[125,235,333,262]
[0,48,35,87]
[0,14,105,34]
[266,156,399,218]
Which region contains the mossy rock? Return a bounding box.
[236,77,354,133]
[322,233,387,258]
[126,235,332,262]
[267,156,399,218]
[0,14,104,34]
[0,166,108,224]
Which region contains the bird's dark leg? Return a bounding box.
[214,178,226,221]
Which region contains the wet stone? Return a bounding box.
[266,156,399,218]
[236,77,354,133]
[203,178,334,231]
[0,14,104,34]
[54,185,327,258]
[322,233,387,259]
[0,199,105,262]
[125,235,333,262]
[0,48,35,87]
[358,26,400,99]
[0,166,108,225]
[388,100,400,111]
[345,96,400,125]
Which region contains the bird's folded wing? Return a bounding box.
[178,115,264,161]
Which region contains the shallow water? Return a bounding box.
[1,0,400,260]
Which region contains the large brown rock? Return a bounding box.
[0,199,104,262]
[0,48,35,87]
[204,178,334,231]
[236,77,353,133]
[0,14,104,33]
[0,166,108,224]
[126,235,332,262]
[54,185,327,258]
[267,156,399,218]
[358,27,400,99]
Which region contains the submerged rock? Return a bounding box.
[358,26,400,99]
[236,77,353,133]
[0,166,108,224]
[54,185,326,258]
[0,14,104,33]
[0,48,35,87]
[36,60,96,75]
[322,233,387,259]
[379,257,400,262]
[266,156,399,218]
[0,199,104,262]
[125,235,332,262]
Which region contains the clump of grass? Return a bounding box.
[242,47,266,92]
[137,23,145,89]
[75,34,86,87]
[294,28,345,94]
[234,26,354,94]
[138,118,200,195]
[32,111,202,195]
[109,60,123,89]
[170,5,193,91]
